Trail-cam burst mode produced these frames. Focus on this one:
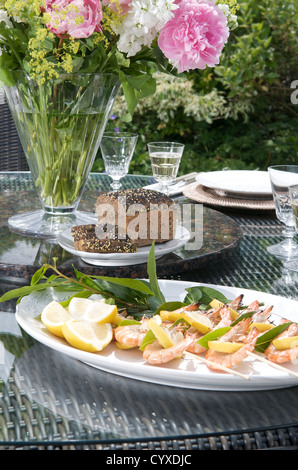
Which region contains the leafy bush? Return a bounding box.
[93,0,298,175]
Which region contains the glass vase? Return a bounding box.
[4,72,120,239]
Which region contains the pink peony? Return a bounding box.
[158,0,230,73]
[44,0,103,39]
[103,0,132,16]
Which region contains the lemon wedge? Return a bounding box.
[62,321,113,352]
[227,308,239,320]
[209,299,224,309]
[112,313,127,326]
[159,310,186,322]
[208,340,243,353]
[249,322,274,332]
[147,318,174,348]
[159,310,213,333]
[41,301,73,338]
[182,311,213,334]
[272,335,298,350]
[68,297,117,324]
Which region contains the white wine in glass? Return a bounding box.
[148,142,184,196]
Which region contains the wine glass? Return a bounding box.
[100,132,138,191]
[267,165,298,259]
[284,183,298,272]
[148,141,184,196]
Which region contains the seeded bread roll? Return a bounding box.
[71,224,138,253]
[96,188,177,247]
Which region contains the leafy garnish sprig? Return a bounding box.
[0,243,160,317]
[0,242,233,320]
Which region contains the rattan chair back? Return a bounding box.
[0,89,28,171]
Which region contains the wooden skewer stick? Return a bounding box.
[183,351,250,380]
[248,352,298,379]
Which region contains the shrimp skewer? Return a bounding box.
[248,351,298,378]
[246,315,298,377]
[187,302,272,356]
[183,351,250,380]
[195,307,298,378]
[204,311,298,377]
[186,305,233,354]
[264,322,298,364]
[142,319,191,365]
[144,302,248,371]
[205,319,259,371]
[169,299,263,356]
[114,318,150,347]
[143,336,193,365]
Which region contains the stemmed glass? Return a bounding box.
[148,142,184,196]
[100,132,138,191]
[284,184,298,272]
[267,165,298,259]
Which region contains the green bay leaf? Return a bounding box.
[196,327,232,349]
[255,322,294,353]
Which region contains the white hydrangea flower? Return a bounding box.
[216,3,238,30]
[13,16,23,23]
[0,9,13,28]
[0,9,13,49]
[116,0,178,57]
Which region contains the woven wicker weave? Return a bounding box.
[0,92,28,171]
[1,426,298,450]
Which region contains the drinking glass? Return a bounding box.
[267,165,298,259]
[289,184,298,231]
[100,132,138,191]
[284,184,298,272]
[148,142,184,196]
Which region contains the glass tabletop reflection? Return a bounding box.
[0,171,298,449]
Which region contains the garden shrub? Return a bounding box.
[93,0,298,175]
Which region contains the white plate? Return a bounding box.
[57,225,190,266]
[196,170,272,197]
[15,281,298,391]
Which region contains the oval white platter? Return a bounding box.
[15,280,298,391]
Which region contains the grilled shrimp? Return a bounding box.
[265,322,298,364]
[205,318,258,371]
[143,337,193,365]
[114,318,149,347]
[251,304,273,323]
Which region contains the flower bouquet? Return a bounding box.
[0,0,238,238]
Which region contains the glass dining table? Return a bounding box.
[0,171,298,451]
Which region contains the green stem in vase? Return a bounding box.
[42,171,53,198]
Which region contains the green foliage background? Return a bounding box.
[93,0,298,176]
